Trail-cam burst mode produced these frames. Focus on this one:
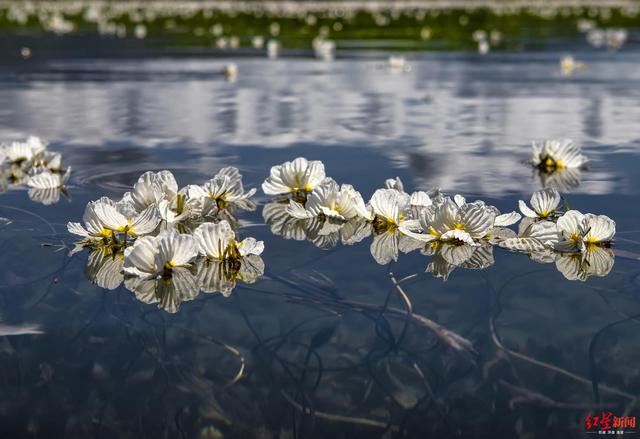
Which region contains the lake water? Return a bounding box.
[1,45,640,438]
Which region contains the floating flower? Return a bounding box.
[262,157,326,196]
[189,166,256,215]
[68,197,122,243]
[74,196,160,241]
[222,63,238,80]
[555,210,615,252]
[531,139,588,172]
[123,229,199,279]
[193,221,264,295]
[0,136,47,165]
[560,55,585,76]
[286,180,371,221]
[121,170,178,214]
[518,188,561,220]
[402,196,496,246]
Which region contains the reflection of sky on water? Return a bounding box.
[1,47,640,437]
[1,52,639,197]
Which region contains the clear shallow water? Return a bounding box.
[1,48,640,438]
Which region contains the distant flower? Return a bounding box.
[560,55,585,76]
[531,139,588,172]
[222,63,238,80]
[312,37,335,60]
[262,157,327,196]
[518,188,561,220]
[0,136,46,165]
[388,56,409,72]
[267,39,280,58]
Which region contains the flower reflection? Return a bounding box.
[555,246,615,281]
[85,246,124,290]
[535,166,583,192]
[125,267,199,314]
[195,256,264,296]
[424,242,494,281]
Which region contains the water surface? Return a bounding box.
[1,47,640,438]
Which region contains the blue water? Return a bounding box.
[1,46,640,438]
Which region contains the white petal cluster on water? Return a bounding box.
[262,153,615,282]
[68,167,264,311]
[0,136,71,205]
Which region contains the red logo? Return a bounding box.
[586,412,637,435]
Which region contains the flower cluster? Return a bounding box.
[0,136,71,205]
[262,152,615,282]
[68,168,264,312]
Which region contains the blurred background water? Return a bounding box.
[1,2,640,438]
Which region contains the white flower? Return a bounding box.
[190,167,256,215]
[262,157,326,195]
[123,229,198,279]
[32,150,64,173]
[518,188,561,219]
[88,197,160,237]
[369,188,410,228]
[555,210,615,252]
[193,221,263,260]
[67,196,120,241]
[402,197,496,245]
[122,170,178,214]
[0,136,47,165]
[560,56,585,76]
[287,180,371,221]
[453,194,520,228]
[193,221,264,294]
[222,63,238,79]
[388,55,407,70]
[531,139,588,171]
